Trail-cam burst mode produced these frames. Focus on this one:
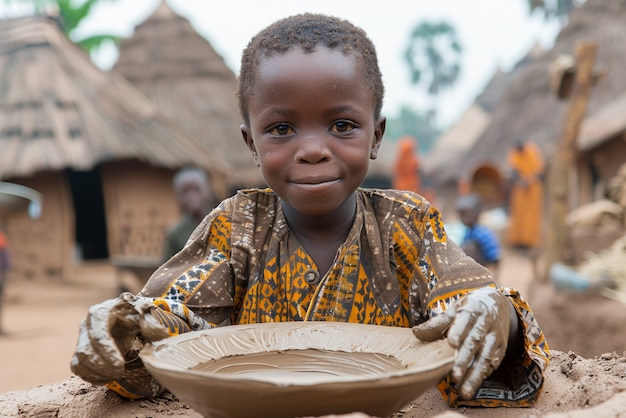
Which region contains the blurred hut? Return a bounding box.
[458,0,626,208]
[425,0,626,262]
[425,47,545,214]
[0,16,228,280]
[113,1,264,193]
[436,0,626,216]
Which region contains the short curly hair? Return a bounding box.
[237,13,385,126]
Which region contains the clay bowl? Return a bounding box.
[140,322,455,418]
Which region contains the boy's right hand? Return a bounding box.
[70,292,169,385]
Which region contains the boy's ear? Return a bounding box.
[369,116,386,160]
[240,124,254,152]
[240,124,260,166]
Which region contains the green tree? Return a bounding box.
[404,21,462,126]
[2,0,118,53]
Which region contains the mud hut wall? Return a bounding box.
[4,171,74,280]
[100,161,178,258]
[580,133,626,202]
[575,156,595,206]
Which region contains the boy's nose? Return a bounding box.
[294,136,331,163]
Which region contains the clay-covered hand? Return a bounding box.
[70,292,169,386]
[412,287,511,399]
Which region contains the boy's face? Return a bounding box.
[241,47,385,217]
[458,207,479,227]
[176,175,210,217]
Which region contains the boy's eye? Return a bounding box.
[331,121,356,133]
[269,124,294,136]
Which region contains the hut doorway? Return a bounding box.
[67,168,109,260]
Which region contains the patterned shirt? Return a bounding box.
[113,189,549,407]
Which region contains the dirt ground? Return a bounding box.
[0,248,625,417]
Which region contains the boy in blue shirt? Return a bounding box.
[457,194,501,275]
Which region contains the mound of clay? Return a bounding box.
[1,350,624,418]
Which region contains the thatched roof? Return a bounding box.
[424,52,541,182]
[423,104,490,179]
[438,0,626,183]
[579,91,626,151]
[0,16,229,181]
[113,1,263,189]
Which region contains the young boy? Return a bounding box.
[456,193,501,275]
[71,13,549,410]
[162,167,214,263]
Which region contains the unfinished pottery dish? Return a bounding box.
[140,321,455,418]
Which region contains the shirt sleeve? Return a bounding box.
[105,204,238,400]
[140,203,239,328]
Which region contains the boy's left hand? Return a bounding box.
[412,287,511,399]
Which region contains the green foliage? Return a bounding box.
[404,21,462,97]
[384,105,441,154]
[56,0,102,33]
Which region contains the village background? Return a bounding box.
[0,0,625,415]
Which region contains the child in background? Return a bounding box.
[162,167,214,263]
[71,13,549,410]
[456,193,501,275]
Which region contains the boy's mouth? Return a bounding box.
[291,177,340,191]
[291,175,339,185]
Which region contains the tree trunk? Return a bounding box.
[544,40,598,280]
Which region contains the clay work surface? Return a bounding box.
[0,252,625,417]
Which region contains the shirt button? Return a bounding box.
[304,269,320,284]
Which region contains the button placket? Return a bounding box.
[303,269,321,285]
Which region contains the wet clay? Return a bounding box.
[70,292,169,391]
[192,348,406,384]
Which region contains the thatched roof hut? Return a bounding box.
[0,15,228,182]
[423,47,546,213]
[429,44,548,187]
[424,104,491,183]
[454,0,626,201]
[0,15,229,279]
[113,1,264,192]
[429,0,626,216]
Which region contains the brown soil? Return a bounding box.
[0,249,624,417]
[529,280,626,359]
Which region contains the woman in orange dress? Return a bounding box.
[507,139,545,249]
[393,136,421,192]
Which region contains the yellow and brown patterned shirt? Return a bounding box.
[132,188,549,407]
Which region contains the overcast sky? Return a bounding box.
[2,0,561,127]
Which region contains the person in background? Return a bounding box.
[162,167,214,263]
[392,135,421,193]
[456,193,501,276]
[0,229,9,334]
[507,139,545,279]
[71,13,549,410]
